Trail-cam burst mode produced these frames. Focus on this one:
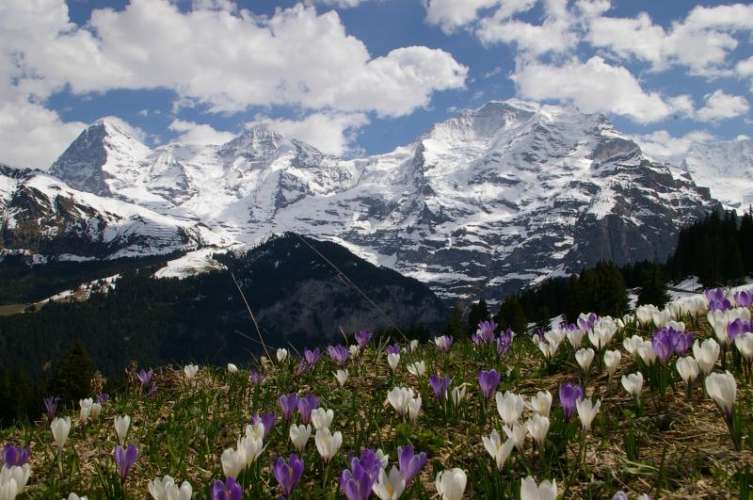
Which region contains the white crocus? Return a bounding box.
[315,428,342,462]
[334,369,349,387]
[526,414,550,447]
[51,417,72,448]
[623,335,643,356]
[496,391,525,425]
[227,363,239,374]
[409,339,419,352]
[735,333,753,360]
[183,364,199,380]
[311,408,334,431]
[349,345,361,358]
[481,429,514,470]
[637,341,656,366]
[526,390,552,417]
[276,348,289,363]
[676,356,700,383]
[237,433,264,466]
[407,361,426,377]
[520,476,557,500]
[503,422,527,451]
[148,475,193,500]
[372,466,406,500]
[705,371,737,416]
[289,424,312,453]
[621,372,644,401]
[603,350,622,378]
[450,385,468,406]
[387,352,400,371]
[221,447,245,478]
[435,468,467,500]
[386,387,421,420]
[693,338,720,375]
[576,397,601,432]
[575,348,595,372]
[114,415,131,445]
[567,328,586,349]
[0,464,31,494]
[79,398,93,423]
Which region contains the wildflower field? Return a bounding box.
[2,288,753,499]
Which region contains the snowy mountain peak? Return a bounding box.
[683,137,753,210]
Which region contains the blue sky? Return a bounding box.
[1,0,752,169]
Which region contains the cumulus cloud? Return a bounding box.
[169,120,235,145]
[424,0,534,34]
[634,130,715,161]
[248,113,369,156]
[695,90,750,122]
[512,56,685,123]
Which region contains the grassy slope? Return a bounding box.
[1,313,751,499]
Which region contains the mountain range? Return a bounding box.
[3,100,748,301]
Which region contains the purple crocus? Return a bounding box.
[249,370,264,385]
[671,330,694,355]
[113,444,138,483]
[478,369,501,400]
[97,392,110,404]
[328,345,351,366]
[435,335,453,352]
[559,382,584,420]
[355,330,372,347]
[706,288,732,311]
[385,343,401,356]
[251,412,276,439]
[136,369,153,391]
[497,328,514,355]
[429,375,451,401]
[304,348,321,366]
[297,393,320,424]
[728,318,753,341]
[734,290,753,308]
[273,454,304,498]
[294,360,310,376]
[211,477,243,500]
[43,396,60,421]
[397,445,427,485]
[577,313,598,331]
[3,445,30,467]
[476,320,497,343]
[339,458,375,500]
[278,394,300,421]
[355,448,384,482]
[651,328,676,363]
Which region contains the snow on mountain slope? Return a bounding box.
[0,166,230,260]
[47,100,718,300]
[682,138,753,211]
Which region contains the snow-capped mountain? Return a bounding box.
[682,138,753,211]
[0,164,228,261]
[41,101,719,299]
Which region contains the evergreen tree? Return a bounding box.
[466,298,490,334]
[446,303,465,338]
[494,297,528,334]
[637,264,670,309]
[49,340,97,406]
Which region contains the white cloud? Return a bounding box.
[169,119,235,145]
[587,3,753,75]
[512,56,684,123]
[695,90,750,122]
[424,0,534,34]
[736,56,753,77]
[313,0,368,8]
[634,130,715,161]
[248,113,369,156]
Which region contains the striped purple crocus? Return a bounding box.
[278,394,299,421]
[328,345,350,366]
[497,328,514,355]
[43,396,60,421]
[559,382,583,420]
[734,290,753,308]
[355,330,372,347]
[274,453,304,498]
[397,445,427,485]
[429,374,451,401]
[476,320,497,344]
[297,393,320,424]
[113,444,138,483]
[304,348,321,366]
[211,477,242,500]
[3,444,30,467]
[728,318,753,341]
[385,343,401,356]
[478,369,500,400]
[651,328,676,363]
[339,457,375,500]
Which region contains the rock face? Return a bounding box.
[16,100,721,300]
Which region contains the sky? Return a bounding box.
[0,0,752,170]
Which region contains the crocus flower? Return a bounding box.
[274,454,304,498]
[558,383,583,420]
[304,348,321,366]
[621,372,644,402]
[221,448,245,479]
[435,468,467,500]
[734,290,753,308]
[136,369,153,389]
[728,318,753,341]
[43,396,60,421]
[577,312,598,331]
[387,353,400,371]
[676,357,700,384]
[520,476,557,500]
[386,387,421,420]
[735,332,753,360]
[113,444,138,483]
[315,428,342,462]
[478,369,501,400]
[526,391,553,417]
[251,412,276,439]
[278,394,300,421]
[297,393,320,424]
[96,393,110,404]
[651,328,675,363]
[211,477,242,500]
[51,417,71,448]
[340,458,375,500]
[289,424,312,453]
[576,397,601,432]
[148,475,192,500]
[497,329,514,354]
[496,391,524,425]
[114,415,131,445]
[2,445,30,467]
[0,463,31,494]
[575,348,595,372]
[705,371,737,418]
[526,414,550,447]
[450,385,468,406]
[693,338,720,375]
[476,320,497,343]
[429,375,451,401]
[276,348,289,363]
[397,445,427,485]
[671,330,693,356]
[249,371,264,385]
[355,330,372,347]
[373,466,406,500]
[503,422,527,451]
[334,369,349,387]
[385,344,401,356]
[407,361,426,377]
[482,429,514,470]
[706,288,732,311]
[603,350,621,378]
[183,364,199,380]
[328,345,351,366]
[311,408,334,430]
[434,335,453,352]
[227,363,239,374]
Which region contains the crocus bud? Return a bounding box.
[148,475,192,500]
[289,424,312,453]
[693,338,720,375]
[435,468,467,500]
[51,417,71,448]
[621,372,644,400]
[526,414,550,447]
[676,356,699,383]
[520,476,557,500]
[495,391,524,425]
[227,363,239,374]
[387,353,400,371]
[276,348,289,362]
[604,350,621,377]
[705,370,737,417]
[575,348,595,372]
[114,415,131,445]
[576,397,601,432]
[334,369,349,387]
[183,364,199,380]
